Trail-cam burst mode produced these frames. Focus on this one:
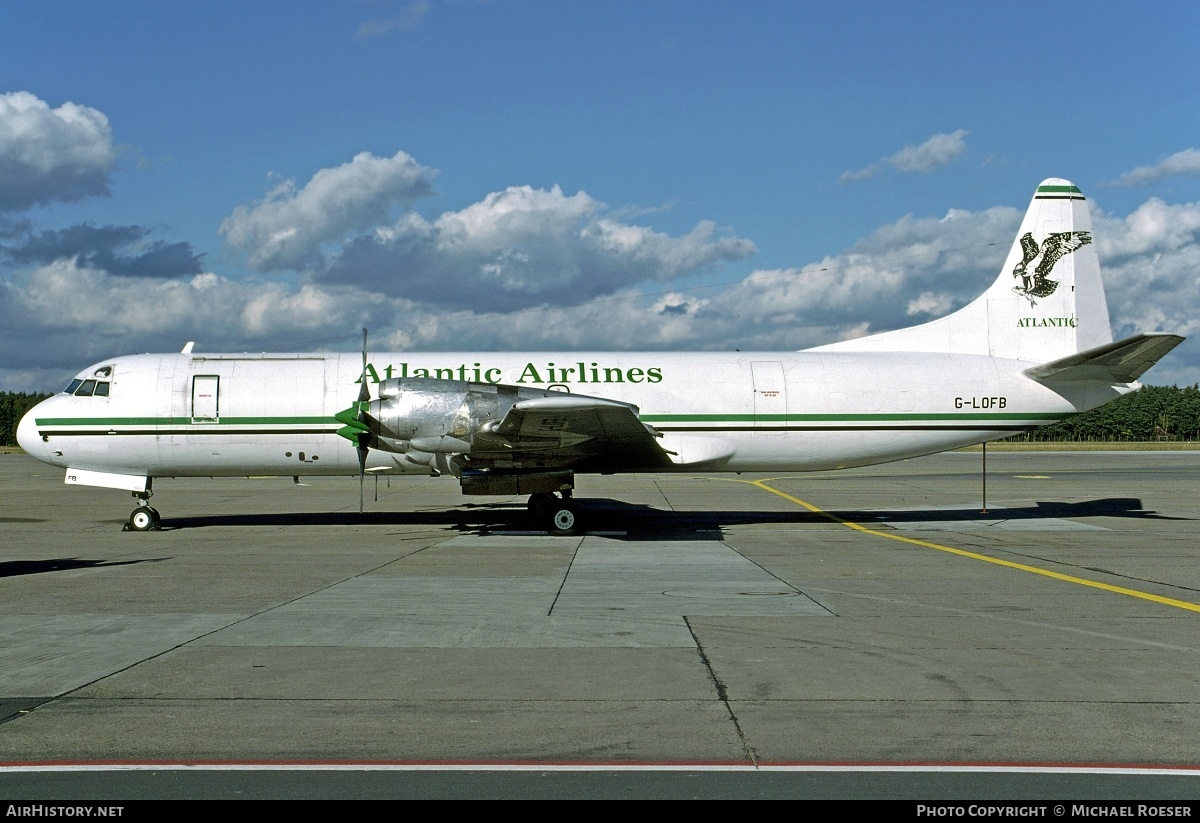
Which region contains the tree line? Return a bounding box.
[0,392,52,447]
[4,385,1200,447]
[1011,384,1200,442]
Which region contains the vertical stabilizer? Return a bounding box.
[810,179,1112,361]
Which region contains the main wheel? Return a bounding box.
[527,492,555,517]
[547,503,580,535]
[128,506,157,531]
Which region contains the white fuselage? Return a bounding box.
[17,349,1100,484]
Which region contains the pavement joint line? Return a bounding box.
[734,477,1200,616]
[651,479,676,511]
[3,763,1200,774]
[546,535,586,617]
[684,616,759,768]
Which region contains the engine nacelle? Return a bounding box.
[364,378,564,455]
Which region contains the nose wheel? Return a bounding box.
[126,506,160,531]
[123,490,161,531]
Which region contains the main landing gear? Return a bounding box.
[123,490,161,532]
[527,491,580,535]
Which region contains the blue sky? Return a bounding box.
[2,0,1199,390]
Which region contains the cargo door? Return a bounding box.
[192,375,220,422]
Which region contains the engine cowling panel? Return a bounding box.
[362,378,568,455]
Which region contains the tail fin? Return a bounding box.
[811,178,1111,361]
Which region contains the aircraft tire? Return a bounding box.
[527,492,555,516]
[128,506,158,532]
[546,503,579,535]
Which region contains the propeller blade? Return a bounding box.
[357,327,369,513]
[357,433,368,513]
[358,327,370,405]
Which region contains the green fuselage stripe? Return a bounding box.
[37,416,331,426]
[640,412,1069,423]
[37,411,1069,438]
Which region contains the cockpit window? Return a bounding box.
[65,365,114,397]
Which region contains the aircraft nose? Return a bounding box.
[16,404,45,459]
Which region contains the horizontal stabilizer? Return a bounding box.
[1024,333,1185,384]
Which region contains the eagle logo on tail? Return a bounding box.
[1012,231,1092,305]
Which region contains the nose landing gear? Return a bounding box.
[123,489,161,532]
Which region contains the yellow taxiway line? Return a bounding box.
[747,478,1200,615]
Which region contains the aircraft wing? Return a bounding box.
[1024,333,1185,384]
[481,394,673,471]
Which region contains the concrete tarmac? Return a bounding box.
[1,450,1199,799]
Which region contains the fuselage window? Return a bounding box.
[93,381,110,397]
[75,379,97,397]
[65,378,83,394]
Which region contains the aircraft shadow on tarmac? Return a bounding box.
[0,557,168,579]
[155,496,1187,537]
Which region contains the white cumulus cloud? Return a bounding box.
[356,0,431,38]
[221,151,756,310]
[220,150,437,271]
[0,91,118,212]
[906,291,956,316]
[1090,199,1200,380]
[887,130,969,173]
[840,130,969,183]
[702,204,1019,344]
[0,259,395,370]
[320,183,757,310]
[1110,149,1200,187]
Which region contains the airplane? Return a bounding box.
[16,178,1185,534]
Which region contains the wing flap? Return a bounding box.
[1024,333,1185,384]
[487,394,672,469]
